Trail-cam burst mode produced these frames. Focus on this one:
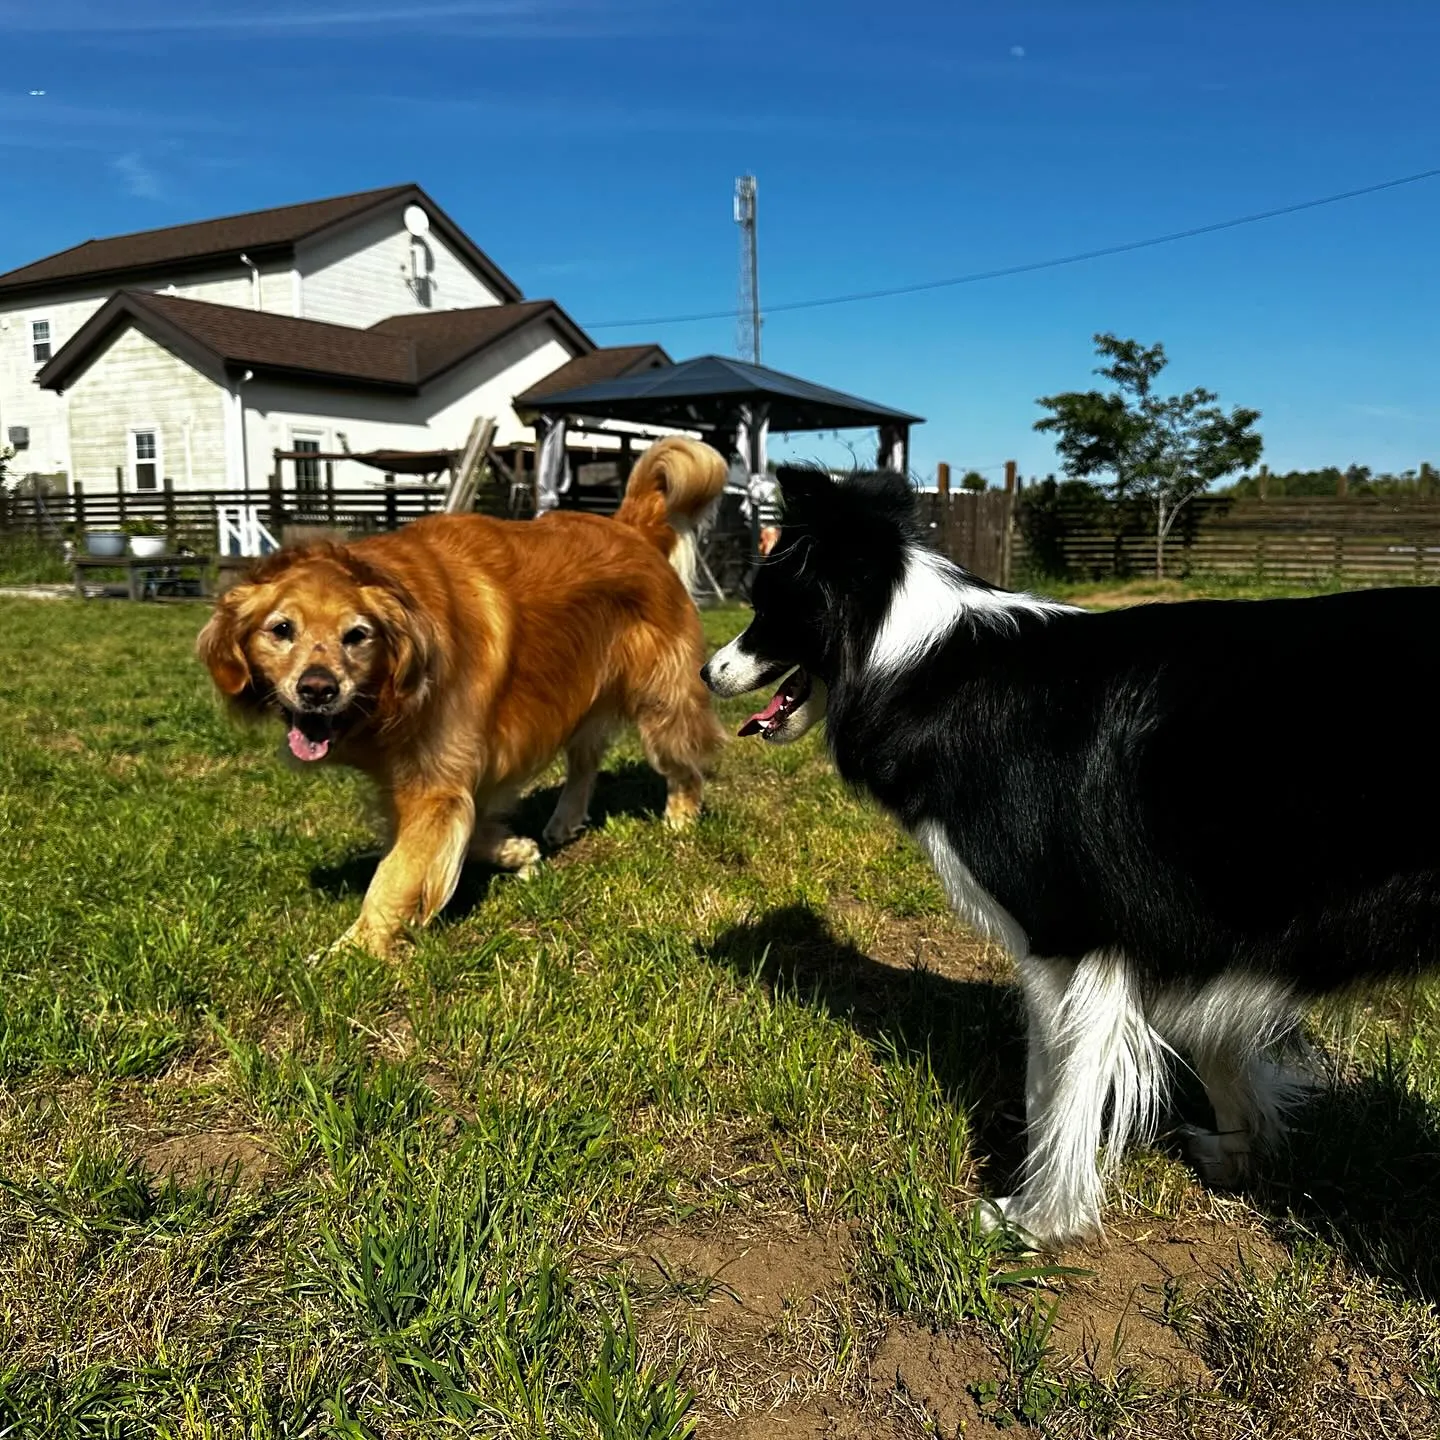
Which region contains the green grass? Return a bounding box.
[1,589,1439,1437]
[0,535,70,586]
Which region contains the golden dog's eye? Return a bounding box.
[270,620,295,642]
[343,627,371,647]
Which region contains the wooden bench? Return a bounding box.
[73,553,214,601]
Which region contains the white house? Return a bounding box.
[0,183,670,498]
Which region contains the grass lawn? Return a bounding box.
[2,586,1439,1438]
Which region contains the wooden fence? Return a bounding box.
[0,475,469,549]
[1015,494,1440,586]
[920,489,1017,586]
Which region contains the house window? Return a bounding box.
[131,429,160,491]
[293,436,322,494]
[31,320,52,365]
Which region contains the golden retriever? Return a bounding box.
[198,437,727,957]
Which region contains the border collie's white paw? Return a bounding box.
[974,1196,1043,1250]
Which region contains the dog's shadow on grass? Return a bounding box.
[702,902,1032,1190]
[702,904,1440,1308]
[309,760,667,924]
[1256,1060,1440,1308]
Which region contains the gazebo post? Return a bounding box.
[877,423,909,474]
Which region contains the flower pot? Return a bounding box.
[129,536,167,558]
[85,531,126,558]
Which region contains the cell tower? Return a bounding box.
[734,175,760,365]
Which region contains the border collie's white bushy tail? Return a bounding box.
[614,437,728,594]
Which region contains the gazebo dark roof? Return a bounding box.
[518,353,922,433]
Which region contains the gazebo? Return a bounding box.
[516,352,923,505]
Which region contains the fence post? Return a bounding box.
[384,473,398,531]
[268,470,286,537]
[1001,461,1018,588]
[936,462,952,561]
[32,489,42,540]
[73,481,87,543]
[325,460,336,525]
[116,466,128,529]
[163,476,178,550]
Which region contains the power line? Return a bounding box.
[584,163,1440,330]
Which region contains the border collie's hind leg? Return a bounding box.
[1165,980,1315,1188]
[543,713,615,848]
[983,952,1167,1245]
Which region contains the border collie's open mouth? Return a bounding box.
[738,668,811,738]
[284,709,341,762]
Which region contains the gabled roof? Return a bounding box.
[370,302,593,386]
[36,291,593,396]
[520,353,922,432]
[0,184,523,304]
[516,344,671,405]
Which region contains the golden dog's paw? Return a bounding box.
[309,920,400,964]
[662,797,701,831]
[493,836,542,875]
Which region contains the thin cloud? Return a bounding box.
[113,151,162,199]
[0,0,652,35]
[1010,44,1026,58]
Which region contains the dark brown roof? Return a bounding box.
[0,184,522,304]
[370,302,592,384]
[516,344,671,405]
[37,291,595,395]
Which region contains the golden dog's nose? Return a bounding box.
[297,668,339,709]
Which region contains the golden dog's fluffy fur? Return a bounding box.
[198,436,728,956]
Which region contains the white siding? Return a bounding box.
[65,325,228,494]
[425,326,576,447]
[299,204,504,328]
[0,260,292,488]
[237,322,580,490]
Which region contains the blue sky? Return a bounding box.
[2,0,1437,482]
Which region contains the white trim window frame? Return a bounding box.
[290,428,326,496]
[129,425,163,493]
[31,318,52,366]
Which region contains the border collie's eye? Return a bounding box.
[343,627,371,647]
[270,620,295,642]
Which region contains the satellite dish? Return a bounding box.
[403,204,430,237]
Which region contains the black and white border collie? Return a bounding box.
[703,466,1440,1246]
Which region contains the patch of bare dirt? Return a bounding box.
[138,1131,276,1188]
[1048,1217,1283,1384]
[868,1322,1010,1438]
[829,899,1009,987]
[714,1399,912,1438]
[630,1219,874,1431]
[1067,583,1191,611]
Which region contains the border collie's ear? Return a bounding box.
[775,465,835,524]
[196,584,255,697]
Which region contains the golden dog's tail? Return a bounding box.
[614,437,728,594]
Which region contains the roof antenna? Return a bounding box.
[733,176,760,366]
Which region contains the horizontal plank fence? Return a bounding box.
[0,477,468,548]
[1015,495,1440,586]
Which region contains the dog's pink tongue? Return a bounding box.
[738,688,790,737]
[287,726,330,762]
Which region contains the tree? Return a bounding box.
[1034,334,1263,578]
[960,469,987,492]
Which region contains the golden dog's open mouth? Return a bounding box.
[285,710,340,762]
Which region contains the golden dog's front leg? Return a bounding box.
[337,787,475,957]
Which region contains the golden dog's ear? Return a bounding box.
[196,585,256,697]
[361,582,439,716]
